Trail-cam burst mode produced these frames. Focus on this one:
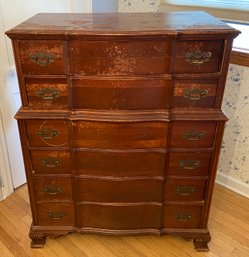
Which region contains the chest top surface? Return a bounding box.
[6,11,239,38]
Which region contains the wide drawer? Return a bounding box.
[33,177,72,201]
[164,179,206,201]
[25,77,68,108]
[72,78,170,110]
[170,121,217,148]
[26,120,69,147]
[172,79,218,108]
[167,152,212,176]
[163,204,203,228]
[78,204,161,229]
[19,40,65,74]
[37,202,75,226]
[76,178,163,202]
[30,150,71,174]
[69,40,171,75]
[74,150,165,177]
[73,121,168,149]
[174,40,223,73]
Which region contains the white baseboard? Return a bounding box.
[216,172,249,199]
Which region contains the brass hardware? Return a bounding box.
[179,160,200,170]
[175,213,192,222]
[174,185,197,196]
[182,130,206,141]
[37,128,59,139]
[48,211,64,219]
[183,88,208,101]
[30,52,55,67]
[40,157,61,168]
[185,50,211,65]
[36,88,60,100]
[43,184,63,195]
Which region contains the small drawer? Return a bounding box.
[163,204,203,228]
[78,204,161,230]
[75,150,165,177]
[76,178,163,202]
[172,79,218,108]
[69,40,171,75]
[37,202,75,226]
[30,150,71,174]
[164,179,206,201]
[168,152,212,176]
[170,121,216,148]
[19,40,65,74]
[33,177,72,201]
[175,40,223,73]
[73,121,168,149]
[26,120,69,147]
[72,78,170,110]
[25,78,68,108]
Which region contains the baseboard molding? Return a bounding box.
[216,172,249,199]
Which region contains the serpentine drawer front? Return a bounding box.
[6,12,239,251]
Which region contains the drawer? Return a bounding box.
[33,177,72,201]
[170,121,216,148]
[175,40,223,73]
[72,78,170,110]
[26,120,69,147]
[75,150,165,177]
[30,150,71,174]
[172,79,218,108]
[25,78,68,108]
[163,204,203,228]
[164,179,206,201]
[73,121,167,149]
[78,204,161,230]
[37,202,74,226]
[168,152,212,176]
[76,178,163,202]
[69,40,171,75]
[19,40,65,74]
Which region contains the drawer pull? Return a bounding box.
[40,157,61,168]
[174,185,197,196]
[185,50,212,65]
[37,128,59,139]
[179,159,200,170]
[183,88,208,101]
[30,52,55,67]
[36,88,60,100]
[182,130,206,141]
[48,211,64,219]
[175,213,192,222]
[43,185,63,195]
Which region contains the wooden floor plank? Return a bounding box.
[0,183,249,257]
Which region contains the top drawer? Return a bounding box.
[69,40,171,75]
[175,40,224,73]
[18,40,65,75]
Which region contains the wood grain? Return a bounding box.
[0,184,248,256]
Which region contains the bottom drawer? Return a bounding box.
[78,204,161,230]
[37,202,75,226]
[163,204,203,229]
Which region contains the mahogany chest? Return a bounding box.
[6,12,239,251]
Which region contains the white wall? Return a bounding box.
[93,0,118,12]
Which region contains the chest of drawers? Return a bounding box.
[6,12,239,251]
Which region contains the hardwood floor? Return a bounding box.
[0,183,248,257]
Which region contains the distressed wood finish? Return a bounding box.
[6,12,239,251]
